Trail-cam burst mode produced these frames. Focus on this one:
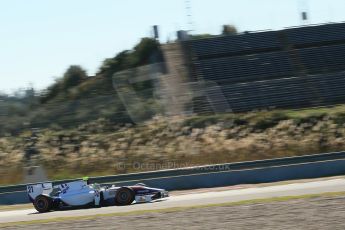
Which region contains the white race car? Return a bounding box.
[27,179,169,213]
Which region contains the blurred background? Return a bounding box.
[1,0,345,185]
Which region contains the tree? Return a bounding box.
[40,66,87,103]
[130,38,163,67]
[190,34,215,40]
[61,65,88,90]
[97,51,130,77]
[222,25,238,35]
[97,38,163,84]
[40,78,61,103]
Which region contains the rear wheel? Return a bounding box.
[34,195,52,213]
[115,187,134,206]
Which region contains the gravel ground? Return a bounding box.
[4,195,345,230]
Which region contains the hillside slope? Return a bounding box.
[2,105,345,184]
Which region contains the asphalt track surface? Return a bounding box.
[1,177,345,224]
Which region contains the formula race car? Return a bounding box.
[27,179,169,213]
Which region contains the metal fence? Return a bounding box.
[185,22,345,113]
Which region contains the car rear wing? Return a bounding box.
[27,183,53,201]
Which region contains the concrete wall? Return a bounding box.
[117,159,345,190]
[2,159,345,205]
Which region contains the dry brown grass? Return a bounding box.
[2,105,345,185]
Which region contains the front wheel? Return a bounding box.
[115,187,134,206]
[34,195,52,213]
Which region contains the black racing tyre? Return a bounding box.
[115,187,135,206]
[34,195,52,213]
